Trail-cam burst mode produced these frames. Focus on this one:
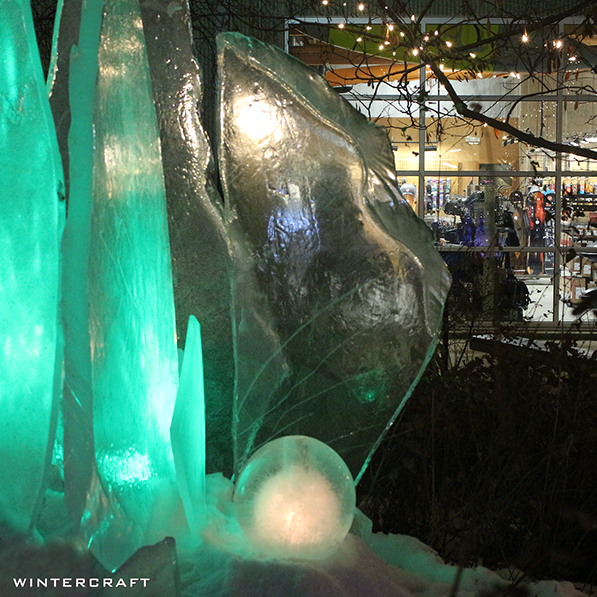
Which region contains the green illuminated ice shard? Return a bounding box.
[55,0,179,570]
[58,0,102,540]
[0,0,64,533]
[86,0,179,569]
[171,316,206,540]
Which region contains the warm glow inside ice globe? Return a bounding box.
[233,435,356,560]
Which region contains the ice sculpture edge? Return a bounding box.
[0,0,64,534]
[217,32,451,480]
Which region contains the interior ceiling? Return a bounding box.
[289,26,597,87]
[290,29,423,85]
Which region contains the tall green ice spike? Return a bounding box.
[59,0,103,535]
[83,0,180,570]
[171,316,206,541]
[0,0,64,533]
[57,0,141,570]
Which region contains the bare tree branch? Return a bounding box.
[425,56,597,160]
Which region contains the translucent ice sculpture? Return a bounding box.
[56,0,103,544]
[139,0,234,476]
[52,0,235,480]
[55,0,179,570]
[171,316,206,539]
[233,436,355,560]
[217,33,451,480]
[0,0,64,533]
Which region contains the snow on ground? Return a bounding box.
[178,474,589,597]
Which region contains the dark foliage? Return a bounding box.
[358,338,597,586]
[31,0,59,76]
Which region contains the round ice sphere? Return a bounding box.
[233,435,356,560]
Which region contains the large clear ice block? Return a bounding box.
[139,0,234,476]
[217,33,451,480]
[0,0,64,533]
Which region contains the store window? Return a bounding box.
[291,16,597,328]
[394,31,597,326]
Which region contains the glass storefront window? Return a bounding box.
[560,249,597,321]
[560,186,597,251]
[563,69,597,96]
[422,119,519,171]
[327,18,597,329]
[423,101,557,171]
[562,96,597,144]
[425,71,559,98]
[423,177,555,259]
[376,116,421,171]
[405,69,597,327]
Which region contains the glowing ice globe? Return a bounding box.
[233,435,356,560]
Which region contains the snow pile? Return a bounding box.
[178,474,590,597]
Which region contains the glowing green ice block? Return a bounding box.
[0,0,64,533]
[171,316,206,540]
[59,0,102,533]
[53,0,180,570]
[85,0,180,569]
